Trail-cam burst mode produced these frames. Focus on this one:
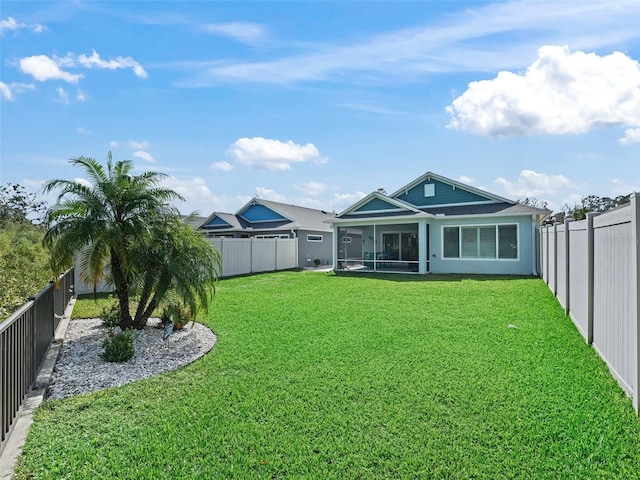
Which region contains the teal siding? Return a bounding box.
[241,204,287,222]
[354,197,403,213]
[206,216,231,228]
[395,179,492,207]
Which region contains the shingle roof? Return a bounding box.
[423,203,550,216]
[199,198,335,233]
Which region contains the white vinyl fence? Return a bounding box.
[74,238,299,294]
[208,237,298,278]
[540,193,640,414]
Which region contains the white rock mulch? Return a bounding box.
[48,318,217,399]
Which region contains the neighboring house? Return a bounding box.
[331,172,550,275]
[199,198,335,267]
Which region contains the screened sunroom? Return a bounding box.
[335,223,424,273]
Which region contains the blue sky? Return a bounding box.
[1,0,639,216]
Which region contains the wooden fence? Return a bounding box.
[0,268,75,453]
[540,193,640,414]
[207,237,298,278]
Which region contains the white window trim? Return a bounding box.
[441,223,519,261]
[255,234,290,239]
[307,234,323,242]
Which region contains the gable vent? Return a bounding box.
[424,183,435,197]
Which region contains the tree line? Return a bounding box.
[519,194,632,224]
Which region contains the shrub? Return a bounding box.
[100,300,121,328]
[101,329,134,362]
[162,302,191,329]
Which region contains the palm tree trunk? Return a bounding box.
[111,254,133,330]
[133,275,155,329]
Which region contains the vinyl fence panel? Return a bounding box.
[592,208,635,397]
[542,226,548,281]
[548,226,557,294]
[556,223,567,311]
[568,220,589,339]
[276,238,297,270]
[207,237,298,278]
[251,239,277,273]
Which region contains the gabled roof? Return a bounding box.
[391,171,514,205]
[200,198,335,233]
[180,215,208,229]
[337,191,422,217]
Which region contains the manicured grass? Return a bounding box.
[16,272,640,479]
[70,292,117,319]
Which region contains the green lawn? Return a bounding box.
[16,272,640,479]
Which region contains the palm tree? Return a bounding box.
[129,214,221,327]
[43,153,184,329]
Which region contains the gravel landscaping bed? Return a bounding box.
[48,318,217,399]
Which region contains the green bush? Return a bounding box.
[100,301,120,328]
[101,329,134,362]
[0,222,53,319]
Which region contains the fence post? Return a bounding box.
[564,218,572,315]
[586,212,597,346]
[630,193,640,414]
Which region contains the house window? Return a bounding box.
[255,234,290,239]
[342,236,352,243]
[443,224,518,259]
[307,234,323,242]
[424,183,435,197]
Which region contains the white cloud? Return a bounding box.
[0,81,34,101]
[333,191,367,211]
[76,90,86,101]
[74,177,93,189]
[109,140,120,148]
[56,87,69,104]
[161,176,237,215]
[0,16,43,35]
[494,170,577,205]
[255,187,287,203]
[132,150,154,162]
[128,140,149,149]
[295,181,326,196]
[76,126,91,135]
[228,137,325,171]
[610,178,640,196]
[458,175,475,185]
[446,46,640,140]
[0,16,22,33]
[20,55,83,83]
[77,49,148,78]
[619,128,640,144]
[211,161,234,172]
[201,22,267,45]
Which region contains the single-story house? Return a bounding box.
[199,198,335,267]
[331,172,550,275]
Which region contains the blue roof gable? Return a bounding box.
[394,178,492,207]
[240,204,288,223]
[205,216,232,228]
[390,172,513,208]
